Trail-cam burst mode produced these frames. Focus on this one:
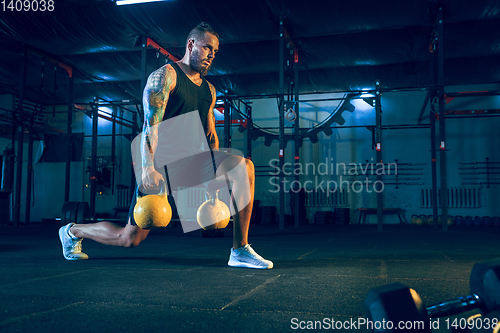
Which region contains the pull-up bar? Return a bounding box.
[28,47,73,77]
[146,38,179,62]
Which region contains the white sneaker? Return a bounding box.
[228,244,273,269]
[59,223,88,260]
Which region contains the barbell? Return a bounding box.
[364,259,500,332]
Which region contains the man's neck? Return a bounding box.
[176,60,202,84]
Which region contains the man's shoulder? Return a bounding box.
[153,64,177,78]
[147,64,178,93]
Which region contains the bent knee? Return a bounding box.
[218,155,253,175]
[120,237,136,248]
[119,235,136,248]
[127,237,143,248]
[119,225,148,248]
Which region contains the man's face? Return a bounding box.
[189,32,219,76]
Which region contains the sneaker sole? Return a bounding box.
[228,257,273,269]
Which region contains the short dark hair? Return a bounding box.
[186,22,219,45]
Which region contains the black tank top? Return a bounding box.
[163,63,213,134]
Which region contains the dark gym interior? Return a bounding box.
[1,1,500,332]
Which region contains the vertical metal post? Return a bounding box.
[437,7,448,232]
[9,102,16,225]
[111,105,117,195]
[375,81,383,231]
[429,6,439,230]
[140,35,148,124]
[136,35,147,195]
[430,111,439,229]
[89,101,98,219]
[224,99,231,148]
[293,49,300,228]
[131,111,138,194]
[64,73,74,202]
[246,104,252,159]
[13,46,27,226]
[278,18,285,230]
[25,113,34,224]
[22,122,33,224]
[25,57,45,225]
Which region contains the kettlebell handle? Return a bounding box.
[158,179,168,195]
[205,188,220,202]
[137,179,168,199]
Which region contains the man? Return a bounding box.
[59,23,273,269]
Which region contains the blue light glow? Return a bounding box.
[116,0,171,5]
[351,99,374,113]
[98,106,113,117]
[360,93,375,98]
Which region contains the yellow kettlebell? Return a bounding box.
[133,181,172,229]
[197,190,231,230]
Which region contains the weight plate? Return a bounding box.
[68,202,79,224]
[77,202,90,224]
[61,202,69,225]
[63,202,79,226]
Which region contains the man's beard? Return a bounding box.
[190,49,211,76]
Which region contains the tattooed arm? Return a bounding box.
[206,82,219,150]
[141,65,176,190]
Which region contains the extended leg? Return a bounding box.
[59,219,150,260]
[71,220,150,248]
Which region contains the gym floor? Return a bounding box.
[0,221,498,333]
